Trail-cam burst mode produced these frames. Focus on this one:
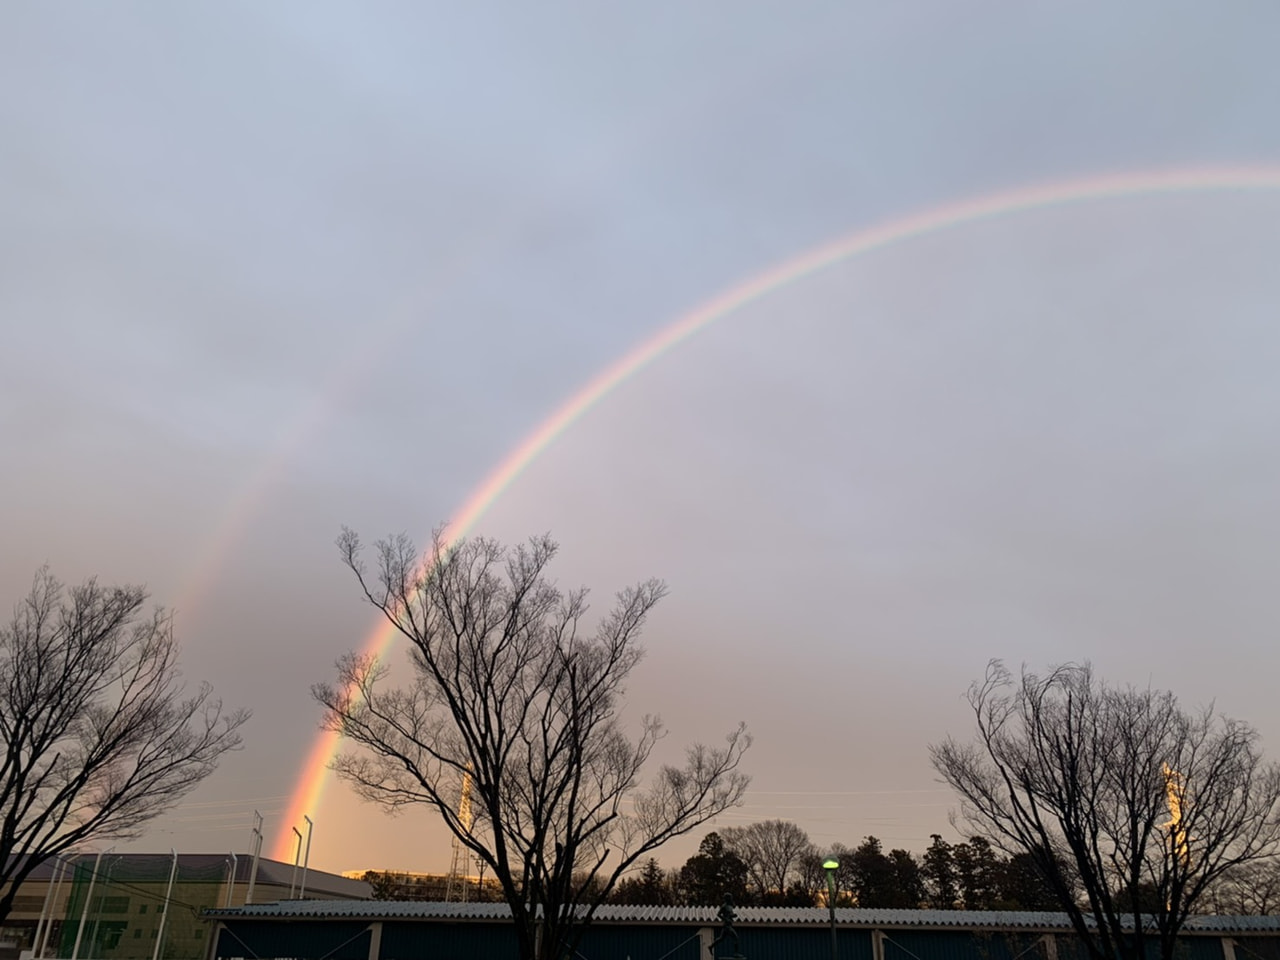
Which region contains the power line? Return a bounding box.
[162,809,284,825]
[161,795,290,810]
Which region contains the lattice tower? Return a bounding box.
[444,766,474,902]
[1161,763,1190,864]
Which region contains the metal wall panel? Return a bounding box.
[210,914,1280,960]
[574,923,704,960]
[733,925,874,960]
[883,928,1048,960]
[1055,931,1235,960]
[379,919,519,959]
[1231,936,1280,960]
[216,920,372,960]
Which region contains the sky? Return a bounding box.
[4,1,1280,877]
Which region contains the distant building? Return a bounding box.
[338,870,503,902]
[2,854,370,960]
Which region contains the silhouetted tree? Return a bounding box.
[923,835,1065,910]
[722,820,816,904]
[996,852,1066,911]
[932,662,1280,960]
[888,848,927,908]
[0,569,248,926]
[360,871,451,901]
[610,857,677,905]
[638,857,676,904]
[363,870,405,900]
[317,532,750,960]
[846,837,923,908]
[1203,859,1280,915]
[922,835,959,908]
[678,832,750,905]
[847,837,890,906]
[952,837,1002,909]
[796,849,831,905]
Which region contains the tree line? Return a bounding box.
[359,827,1060,909]
[609,821,1280,915]
[609,826,1061,909]
[364,820,1280,914]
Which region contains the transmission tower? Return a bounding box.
[1161,763,1190,864]
[444,766,474,902]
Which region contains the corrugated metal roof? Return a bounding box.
[204,901,1280,934]
[1184,916,1280,933]
[212,901,513,920]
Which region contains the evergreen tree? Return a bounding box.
[922,835,959,909]
[847,837,923,908]
[637,857,674,904]
[848,837,892,907]
[888,848,927,908]
[678,832,750,905]
[996,853,1061,910]
[953,837,1001,909]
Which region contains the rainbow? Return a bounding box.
[272,164,1280,859]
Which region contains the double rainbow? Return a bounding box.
[272,164,1280,859]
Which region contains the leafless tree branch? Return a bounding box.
[0,569,249,924]
[317,530,750,960]
[931,661,1280,960]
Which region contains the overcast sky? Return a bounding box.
[5,1,1280,876]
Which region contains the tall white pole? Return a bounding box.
[288,827,302,898]
[298,816,313,900]
[223,853,238,908]
[85,855,114,960]
[245,812,263,906]
[71,847,112,960]
[152,850,178,960]
[36,855,69,959]
[31,856,62,960]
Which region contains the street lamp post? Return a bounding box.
[823,858,840,960]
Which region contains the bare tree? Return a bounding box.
[722,820,815,902]
[1202,859,1280,915]
[0,569,249,924]
[931,662,1280,960]
[316,531,750,960]
[796,848,831,905]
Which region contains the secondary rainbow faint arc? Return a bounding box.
[272,164,1280,859]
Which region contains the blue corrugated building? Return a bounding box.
[204,901,1280,960]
